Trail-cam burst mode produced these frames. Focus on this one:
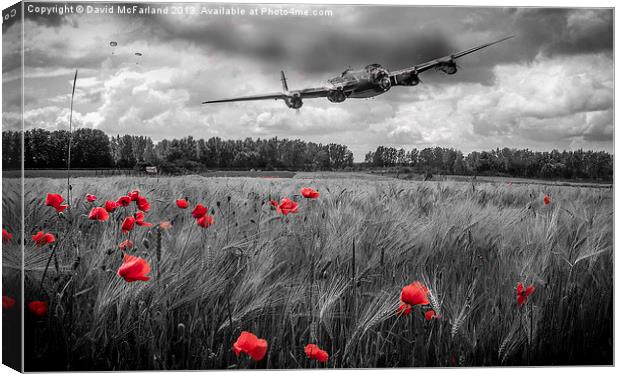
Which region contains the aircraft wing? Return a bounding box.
[202,92,287,104]
[295,86,333,98]
[390,35,514,77]
[202,87,332,104]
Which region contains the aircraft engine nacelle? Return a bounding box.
[437,60,457,75]
[285,94,303,109]
[378,76,391,91]
[393,71,420,86]
[367,64,392,92]
[327,89,346,103]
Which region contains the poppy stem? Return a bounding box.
[351,240,357,327]
[182,222,195,253]
[40,243,58,292]
[225,295,234,343]
[66,69,78,204]
[528,302,533,365]
[156,227,162,287]
[309,251,318,344]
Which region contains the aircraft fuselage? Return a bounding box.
[327,63,393,100]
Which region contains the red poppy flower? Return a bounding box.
[32,231,56,246]
[401,281,430,307]
[45,193,63,207]
[136,196,150,212]
[28,301,47,317]
[191,204,207,219]
[425,310,439,321]
[543,195,551,205]
[45,193,68,213]
[88,207,109,222]
[118,239,134,251]
[176,199,188,209]
[275,198,299,215]
[117,253,151,282]
[134,211,152,227]
[86,194,97,202]
[397,281,430,315]
[300,187,320,199]
[2,296,15,310]
[304,344,329,363]
[233,331,268,361]
[2,228,12,243]
[105,200,119,213]
[396,303,412,316]
[121,216,135,234]
[269,200,278,207]
[516,282,535,306]
[197,215,214,228]
[117,196,132,207]
[128,189,140,201]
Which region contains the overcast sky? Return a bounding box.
[2,3,613,159]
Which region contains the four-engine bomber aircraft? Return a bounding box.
[202,36,514,109]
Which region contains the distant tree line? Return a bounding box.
[364,146,613,181]
[1,130,612,180]
[2,129,354,173]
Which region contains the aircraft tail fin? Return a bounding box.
[280,70,289,92]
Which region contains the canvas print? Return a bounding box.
[1,1,614,371]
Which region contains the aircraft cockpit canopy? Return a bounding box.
[364,63,384,71]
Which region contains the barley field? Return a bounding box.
[2,174,613,370]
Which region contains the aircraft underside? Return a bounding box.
[347,87,386,99]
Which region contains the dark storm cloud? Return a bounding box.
[148,6,612,82]
[15,5,613,85]
[513,8,612,57]
[150,6,459,76]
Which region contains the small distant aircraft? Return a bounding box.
[202,36,514,109]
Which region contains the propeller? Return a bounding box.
[412,68,423,84]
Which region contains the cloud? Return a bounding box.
[582,110,613,142]
[148,7,612,79]
[10,5,613,160]
[466,53,612,139]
